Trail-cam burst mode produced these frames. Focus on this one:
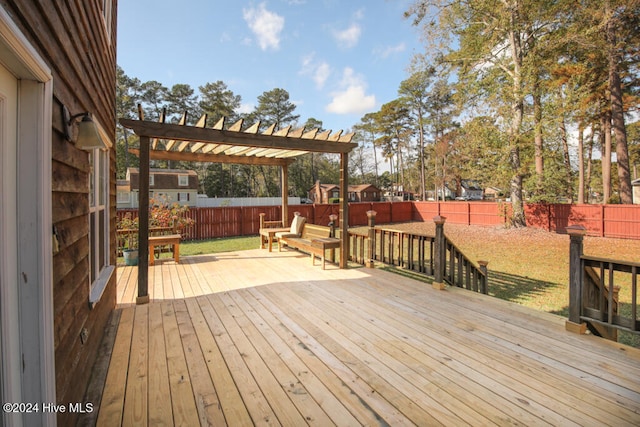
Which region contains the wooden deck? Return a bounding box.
[96,249,640,426]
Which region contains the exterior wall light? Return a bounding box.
[62,105,109,150]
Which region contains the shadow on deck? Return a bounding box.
[83,249,640,426]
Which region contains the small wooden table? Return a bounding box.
[259,227,290,252]
[311,237,341,269]
[148,234,181,265]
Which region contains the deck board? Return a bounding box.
[98,249,640,426]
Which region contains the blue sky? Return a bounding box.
[117,0,424,132]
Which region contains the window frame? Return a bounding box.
[178,174,189,187]
[88,147,114,306]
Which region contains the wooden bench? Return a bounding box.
[279,224,340,269]
[148,234,181,265]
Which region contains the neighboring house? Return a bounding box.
[633,178,640,205]
[0,2,117,426]
[309,181,381,203]
[118,167,199,208]
[483,186,503,200]
[310,181,340,204]
[460,180,484,200]
[348,184,381,202]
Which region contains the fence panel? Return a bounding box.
[349,203,374,226]
[439,202,470,224]
[469,202,504,226]
[390,201,413,223]
[604,205,640,239]
[412,201,439,221]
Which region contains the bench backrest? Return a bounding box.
[300,224,330,240]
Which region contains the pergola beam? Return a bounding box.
[120,119,356,154]
[128,148,295,166]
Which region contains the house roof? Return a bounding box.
[348,184,379,192]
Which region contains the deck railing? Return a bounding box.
[347,214,488,294]
[567,225,639,339]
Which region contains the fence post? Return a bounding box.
[433,215,447,290]
[566,224,587,334]
[366,210,377,267]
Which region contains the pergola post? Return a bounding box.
[137,135,150,304]
[339,152,349,268]
[281,164,289,227]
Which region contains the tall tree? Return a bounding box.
[252,88,300,130]
[354,112,381,187]
[399,67,436,200]
[375,99,412,189]
[406,0,557,226]
[198,80,242,123]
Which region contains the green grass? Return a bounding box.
[118,236,258,264]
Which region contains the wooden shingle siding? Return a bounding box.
[1,0,117,425]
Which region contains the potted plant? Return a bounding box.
[116,196,196,266]
[117,212,139,266]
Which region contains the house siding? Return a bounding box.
[1,1,117,425]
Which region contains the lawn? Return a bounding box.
[369,221,640,347]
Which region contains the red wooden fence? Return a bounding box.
[413,201,640,239]
[118,201,640,241]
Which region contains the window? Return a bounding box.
[178,175,189,186]
[117,192,130,203]
[178,192,190,202]
[149,174,154,186]
[332,191,339,198]
[88,148,113,305]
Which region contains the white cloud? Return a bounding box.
[374,42,406,59]
[243,3,285,51]
[238,103,255,115]
[332,23,361,48]
[326,67,376,114]
[300,54,332,89]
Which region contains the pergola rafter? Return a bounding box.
[120,113,356,305]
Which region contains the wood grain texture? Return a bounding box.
[98,249,640,426]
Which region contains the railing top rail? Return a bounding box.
[581,255,640,269]
[373,226,435,238]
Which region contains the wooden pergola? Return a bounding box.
[119,115,357,304]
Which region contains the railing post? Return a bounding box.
[566,224,587,334]
[366,210,376,267]
[433,215,447,290]
[478,260,489,294]
[328,213,338,237]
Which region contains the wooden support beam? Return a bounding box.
[339,152,349,269]
[137,136,150,304]
[282,164,289,227]
[128,148,295,166]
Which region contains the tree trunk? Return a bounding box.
[508,16,526,227]
[577,122,585,204]
[533,80,544,193]
[586,131,594,203]
[608,21,632,203]
[419,122,426,201]
[601,109,612,203]
[560,108,572,202]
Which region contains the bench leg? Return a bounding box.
[149,245,155,266]
[174,243,180,263]
[322,251,326,270]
